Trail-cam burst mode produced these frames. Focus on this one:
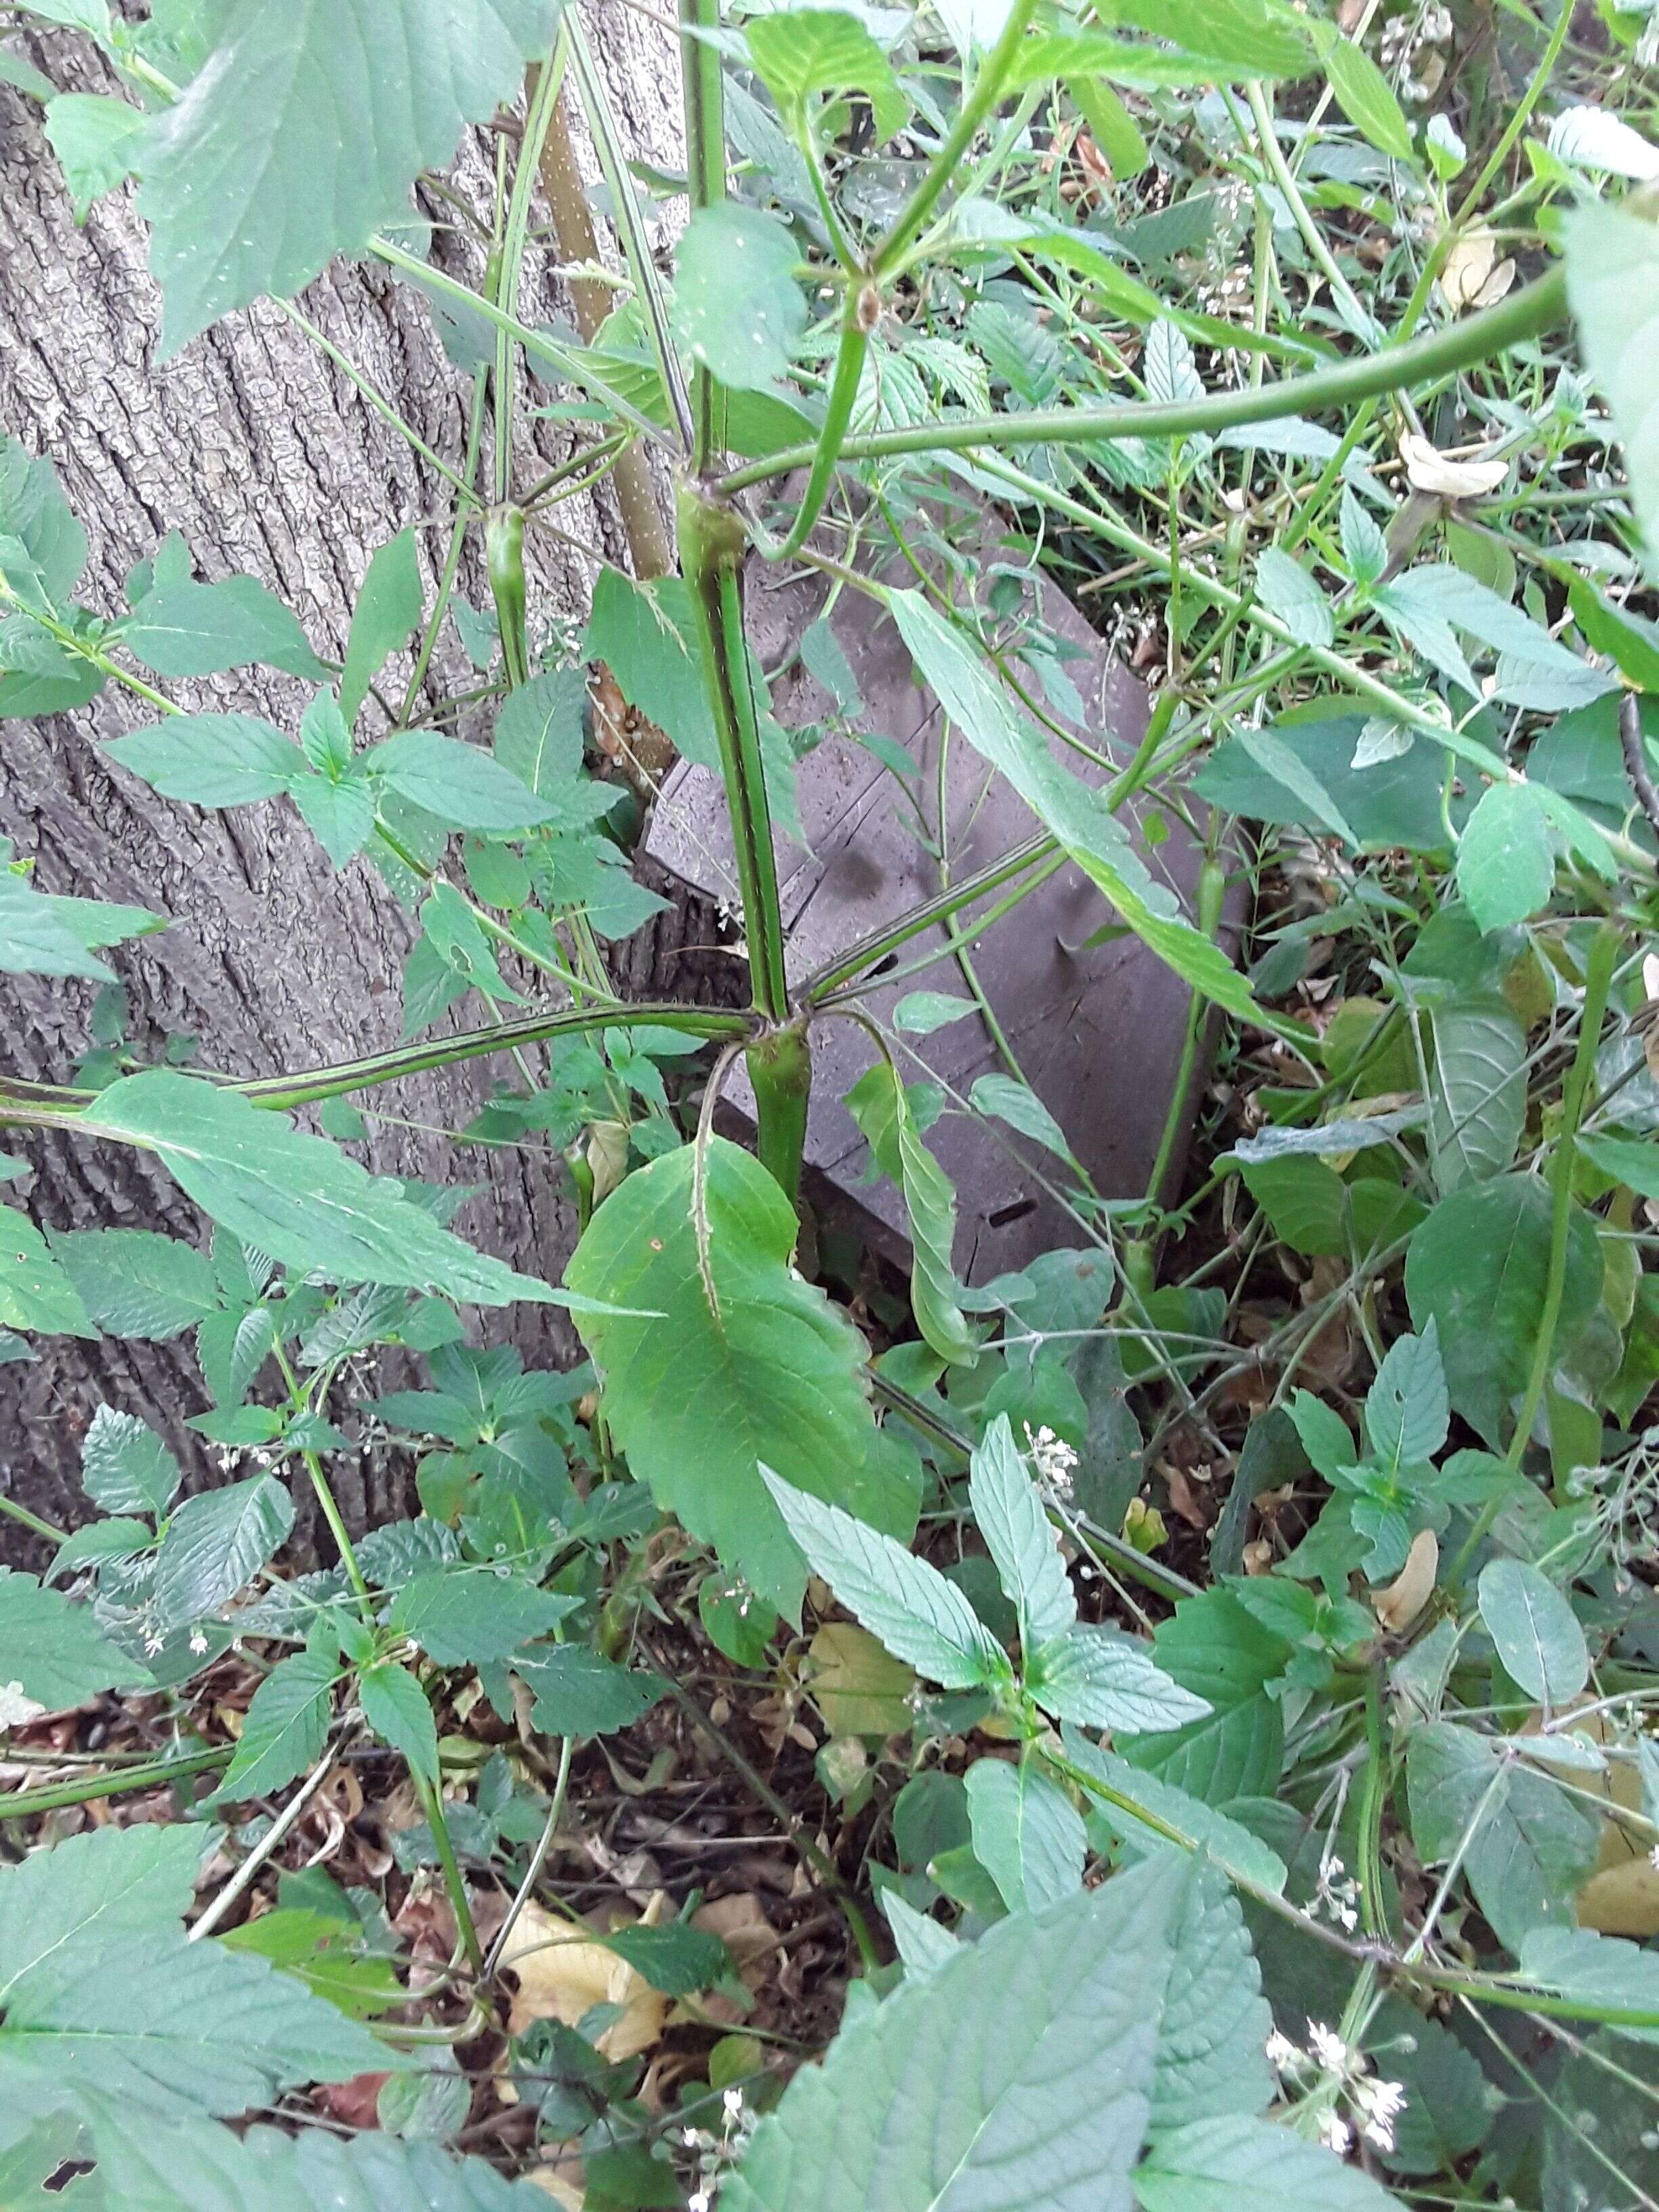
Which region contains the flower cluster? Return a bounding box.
[1311,1847,1362,1934]
[682,2084,758,2211]
[1267,2020,1408,2156]
[1023,1423,1078,1505]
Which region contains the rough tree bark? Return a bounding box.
[0,9,688,1550]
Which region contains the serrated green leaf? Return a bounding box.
[1091,0,1314,77]
[722,1852,1191,2212]
[1363,1323,1448,1475]
[879,1061,973,1365]
[104,713,306,808]
[1120,1590,1290,1803]
[218,1906,405,2019]
[0,434,86,605]
[1565,198,1659,579]
[388,1568,577,1666]
[1477,1558,1589,1705]
[361,1659,438,1785]
[84,1071,556,1307]
[764,1468,1005,1688]
[340,528,423,723]
[674,204,805,394]
[1237,1154,1349,1257]
[123,573,325,681]
[600,1921,732,1997]
[1313,27,1414,162]
[1152,1863,1273,2126]
[366,729,557,833]
[152,1472,294,1629]
[970,1413,1076,1652]
[1254,549,1334,650]
[583,572,718,769]
[743,9,907,143]
[51,1227,219,1339]
[212,1647,340,1802]
[86,2113,550,2209]
[0,1208,96,1336]
[510,1642,666,1738]
[0,871,158,984]
[1031,1624,1212,1735]
[137,0,560,354]
[43,88,144,217]
[1517,1926,1659,2041]
[0,1824,384,2119]
[290,771,377,868]
[1455,782,1555,933]
[0,1568,148,1706]
[965,1755,1086,1912]
[564,1136,905,1617]
[81,1404,182,1517]
[1136,2114,1397,2212]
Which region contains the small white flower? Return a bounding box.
[689,2194,711,2212]
[188,1631,209,1656]
[1265,2030,1302,2072]
[1320,2110,1353,2157]
[723,2087,745,2121]
[1309,2022,1352,2076]
[1023,1423,1078,1503]
[1354,2074,1407,2152]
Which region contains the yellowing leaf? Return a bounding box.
[805,1622,918,1739]
[499,1898,670,2061]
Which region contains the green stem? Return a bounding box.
[746,1020,813,1204]
[759,290,870,562]
[485,503,530,690]
[679,0,729,470]
[802,834,1056,1002]
[274,300,480,504]
[872,0,1040,278]
[565,12,693,454]
[494,42,567,505]
[1357,1662,1389,1940]
[415,1769,487,1978]
[1143,851,1225,1208]
[715,265,1570,491]
[0,1490,68,1544]
[676,485,790,1019]
[1244,79,1387,358]
[1,1743,230,1820]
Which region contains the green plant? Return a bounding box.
[1,0,1658,2205]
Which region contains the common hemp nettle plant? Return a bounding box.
[0,0,1656,2205]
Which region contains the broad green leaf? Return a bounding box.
[42,90,144,218]
[0,870,159,983]
[290,771,377,867]
[361,1659,438,1784]
[0,1569,148,1707]
[880,1060,973,1365]
[600,1921,732,1998]
[722,1852,1191,2212]
[84,1070,557,1307]
[1093,0,1314,77]
[1253,549,1334,650]
[493,667,592,798]
[104,713,306,808]
[152,1472,294,1629]
[81,1404,181,1517]
[0,434,86,605]
[583,572,718,769]
[1069,74,1150,178]
[1136,2115,1397,2212]
[1152,1864,1273,2126]
[123,574,324,680]
[564,1136,906,1616]
[510,1642,667,1737]
[0,44,57,99]
[212,1647,340,1802]
[0,1209,96,1335]
[970,1413,1076,1651]
[366,729,558,832]
[1406,1721,1600,1952]
[884,589,1279,1033]
[1363,1324,1448,1474]
[1031,1624,1211,1736]
[1455,782,1555,933]
[1235,725,1357,846]
[1477,1558,1590,1705]
[1237,1155,1348,1257]
[743,9,907,143]
[388,1567,577,1665]
[1406,1174,1603,1448]
[674,204,806,394]
[1517,1926,1659,2042]
[219,1907,405,2019]
[965,1755,1086,1912]
[969,1071,1074,1160]
[892,991,975,1035]
[1120,1591,1290,1803]
[0,1824,384,2119]
[1429,999,1527,1191]
[85,2110,596,2208]
[1565,199,1659,579]
[1062,1731,1289,1896]
[340,529,423,724]
[137,0,560,353]
[762,1468,1006,1688]
[51,1227,220,1338]
[1578,1132,1659,1200]
[884,1892,960,1975]
[1312,28,1414,162]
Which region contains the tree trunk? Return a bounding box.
[0,10,686,1555]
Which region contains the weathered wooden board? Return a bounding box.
[644,554,1237,1281]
